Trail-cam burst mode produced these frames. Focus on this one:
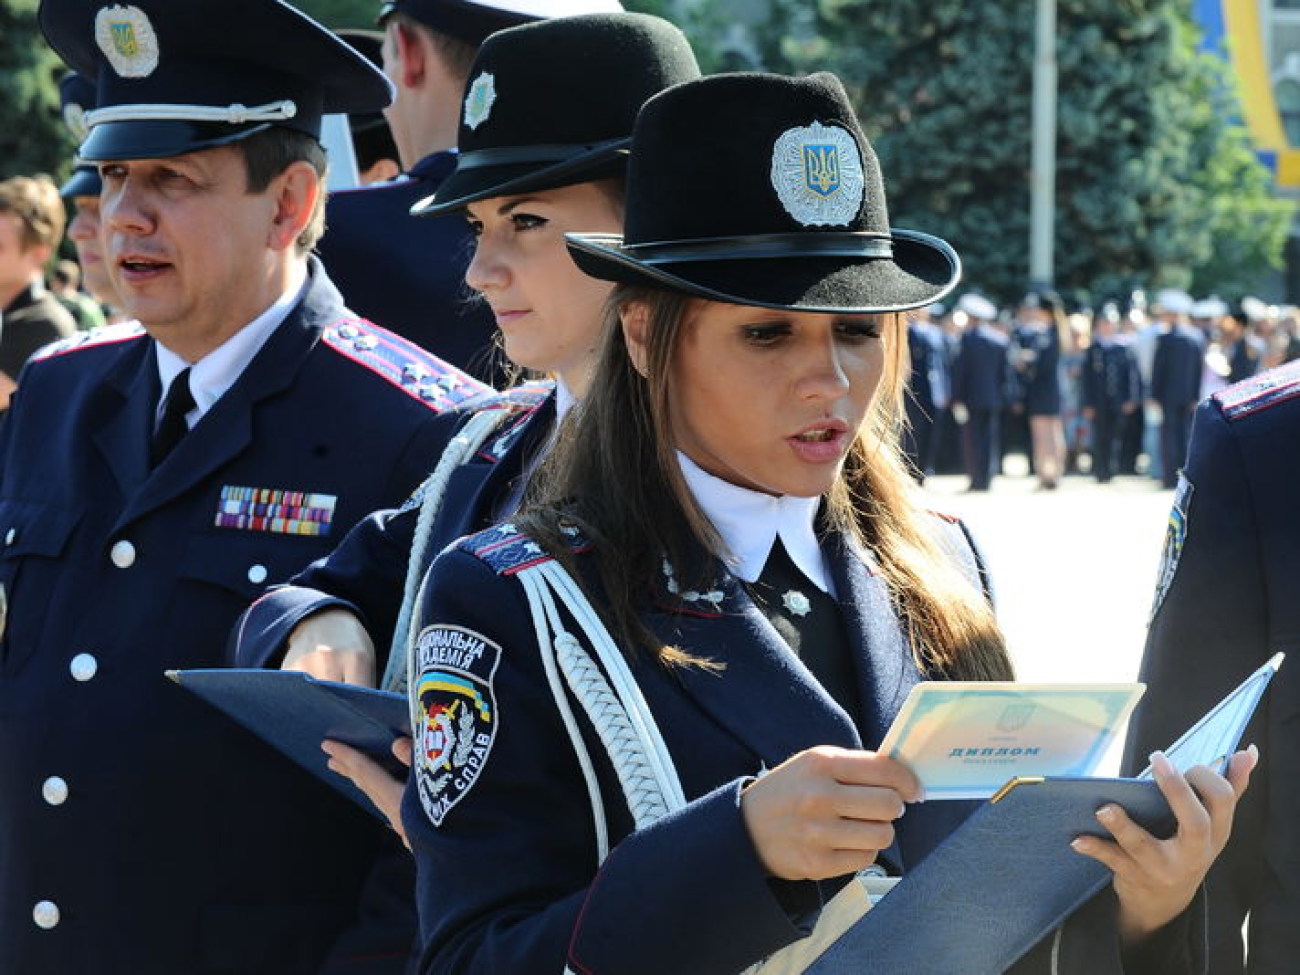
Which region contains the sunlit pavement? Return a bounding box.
[917,464,1176,772]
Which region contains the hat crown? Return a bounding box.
[621,73,888,247]
[456,13,699,157]
[40,0,392,159]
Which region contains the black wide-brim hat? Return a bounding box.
[39,0,393,161]
[566,72,962,314]
[412,12,699,217]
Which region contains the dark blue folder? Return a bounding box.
[168,668,409,820]
[806,653,1282,974]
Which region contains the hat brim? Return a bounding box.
[564,228,961,315]
[79,119,277,162]
[411,143,629,217]
[60,166,102,199]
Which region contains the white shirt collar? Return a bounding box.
[677,451,834,596]
[154,262,309,427]
[555,378,576,424]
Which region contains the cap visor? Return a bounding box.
[79,120,276,162]
[412,145,628,217]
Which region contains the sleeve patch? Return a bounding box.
[412,624,501,826]
[1150,474,1194,622]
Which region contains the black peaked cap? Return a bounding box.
[39,0,393,161]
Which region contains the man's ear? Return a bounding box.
[620,300,651,377]
[392,20,426,88]
[267,161,319,252]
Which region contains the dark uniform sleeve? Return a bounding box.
[1122,398,1268,975]
[232,504,419,669]
[403,548,813,975]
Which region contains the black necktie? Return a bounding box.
[151,367,195,467]
[749,539,858,715]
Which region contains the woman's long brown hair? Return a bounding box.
[521,284,1012,681]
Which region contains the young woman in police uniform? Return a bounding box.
[233,12,701,832]
[403,72,1253,974]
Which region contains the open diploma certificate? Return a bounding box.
[878,682,1146,798]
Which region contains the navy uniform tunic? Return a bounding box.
[319,151,507,385]
[403,518,1200,974]
[1124,361,1300,974]
[0,262,487,974]
[233,383,555,670]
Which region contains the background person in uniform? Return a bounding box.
[902,302,949,483]
[49,259,106,330]
[0,1,489,971]
[318,0,620,383]
[1081,303,1140,483]
[0,175,78,408]
[1012,290,1068,489]
[1150,289,1207,489]
[951,292,1007,491]
[337,29,402,185]
[232,11,700,836]
[402,71,1250,975]
[57,72,125,317]
[1123,360,1300,974]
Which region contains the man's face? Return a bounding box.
[67,196,119,307]
[0,212,47,304]
[98,146,280,352]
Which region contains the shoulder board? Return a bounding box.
[1214,361,1300,421]
[468,380,555,413]
[456,521,590,577]
[321,317,490,412]
[30,321,146,361]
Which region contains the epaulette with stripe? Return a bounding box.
[467,379,555,413]
[31,321,146,361]
[471,381,554,463]
[321,317,489,411]
[1215,360,1300,421]
[457,521,590,577]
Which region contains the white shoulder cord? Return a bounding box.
[382,407,508,693]
[516,560,687,839]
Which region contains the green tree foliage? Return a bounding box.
[1,0,74,181]
[293,0,378,29]
[666,0,1292,304]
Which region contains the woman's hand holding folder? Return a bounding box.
[1070,745,1258,950]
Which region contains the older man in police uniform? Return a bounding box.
[0,1,488,971]
[319,0,620,383]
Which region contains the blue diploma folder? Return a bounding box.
[807,653,1282,975]
[168,668,409,820]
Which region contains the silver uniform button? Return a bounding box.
[32,900,59,929]
[246,564,268,585]
[69,653,98,682]
[4,528,15,546]
[42,777,69,806]
[109,539,136,569]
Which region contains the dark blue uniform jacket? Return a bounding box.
[319,151,504,384]
[0,262,486,974]
[1125,361,1300,974]
[234,384,555,671]
[403,518,1201,974]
